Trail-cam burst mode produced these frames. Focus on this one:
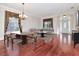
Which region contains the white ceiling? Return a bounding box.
[0,3,79,18]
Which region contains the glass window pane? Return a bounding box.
[7,17,20,32]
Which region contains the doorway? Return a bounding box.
[59,15,71,45]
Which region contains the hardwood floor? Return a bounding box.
[0,40,8,56]
[0,35,79,56]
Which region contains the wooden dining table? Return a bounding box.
[4,33,37,50]
[14,33,37,44]
[15,33,26,44]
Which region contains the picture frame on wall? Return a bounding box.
[43,18,53,29]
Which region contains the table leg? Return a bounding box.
[22,35,27,45]
[41,33,45,37]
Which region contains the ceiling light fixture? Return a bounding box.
[19,3,28,20]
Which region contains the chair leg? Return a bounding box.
[7,37,9,47]
[11,38,14,50]
[34,37,37,43]
[4,35,6,46]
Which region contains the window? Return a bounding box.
[5,11,22,33]
[7,17,20,32]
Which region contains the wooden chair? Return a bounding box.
[4,33,11,47]
[10,33,23,50]
[72,30,79,47]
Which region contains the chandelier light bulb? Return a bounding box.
[19,3,28,20]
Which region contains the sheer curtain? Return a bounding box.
[7,17,20,34]
[4,11,22,34]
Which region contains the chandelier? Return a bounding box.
[19,3,28,20]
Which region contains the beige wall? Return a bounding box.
[0,7,4,40]
[21,17,41,32]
